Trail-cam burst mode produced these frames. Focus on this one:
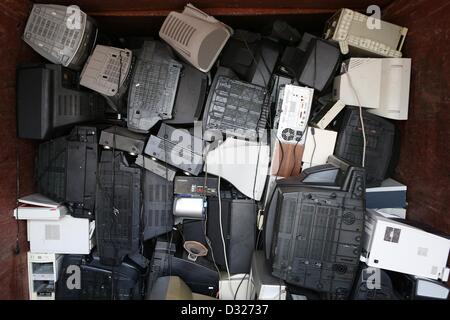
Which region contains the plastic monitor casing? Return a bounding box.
[159,3,233,72]
[205,138,270,201]
[324,8,408,58]
[361,210,450,282]
[80,45,133,97]
[99,126,147,155]
[23,4,97,70]
[17,64,105,140]
[333,58,411,120]
[127,41,182,132]
[144,123,205,176]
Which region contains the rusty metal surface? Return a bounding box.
[33,0,395,13]
[92,13,332,36]
[0,0,37,300]
[384,0,450,235]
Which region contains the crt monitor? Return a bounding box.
[159,3,232,73]
[95,151,142,266]
[23,4,97,70]
[17,64,105,140]
[334,107,397,187]
[56,252,146,300]
[165,62,208,125]
[127,41,182,132]
[279,33,341,92]
[264,156,366,299]
[220,29,281,88]
[203,67,269,141]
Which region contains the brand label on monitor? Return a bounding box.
[383,227,401,243]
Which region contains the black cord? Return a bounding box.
[279,274,283,300]
[168,232,173,277]
[233,273,249,300]
[162,124,174,278]
[15,141,21,255]
[202,162,221,281]
[110,50,124,300]
[309,127,317,166]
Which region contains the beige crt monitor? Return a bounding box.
[159,3,233,72]
[324,8,408,58]
[80,45,133,97]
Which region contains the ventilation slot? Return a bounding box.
[161,15,175,35]
[177,23,189,45]
[167,17,181,40]
[184,27,196,46]
[172,19,185,43]
[162,15,197,48]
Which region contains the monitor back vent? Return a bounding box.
[58,95,81,116]
[160,15,197,52]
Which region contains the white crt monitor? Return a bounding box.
[333,58,411,120]
[324,8,408,58]
[159,3,232,72]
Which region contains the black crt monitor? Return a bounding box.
[99,126,147,156]
[56,253,147,300]
[206,198,257,274]
[142,170,174,241]
[95,151,142,266]
[334,107,397,187]
[220,30,281,88]
[36,135,68,203]
[144,123,206,176]
[203,67,269,141]
[267,20,302,46]
[65,126,100,219]
[147,240,219,297]
[264,156,366,299]
[164,62,208,125]
[127,41,182,132]
[17,64,105,140]
[36,125,100,219]
[279,33,341,93]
